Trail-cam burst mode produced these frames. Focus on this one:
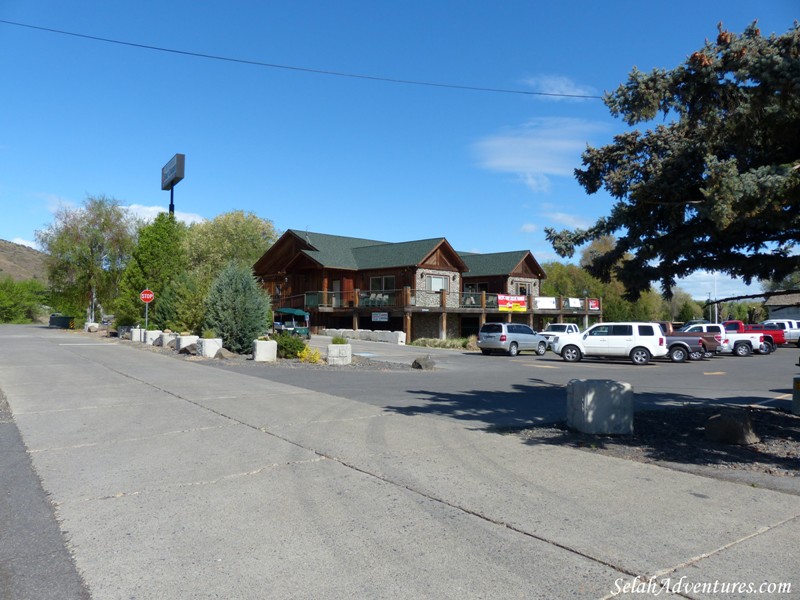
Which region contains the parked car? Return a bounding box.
[540,323,581,349]
[477,322,547,356]
[662,321,722,358]
[550,322,667,365]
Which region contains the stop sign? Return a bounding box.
[140,289,155,303]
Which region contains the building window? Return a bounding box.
[370,275,395,291]
[428,275,449,292]
[518,284,528,296]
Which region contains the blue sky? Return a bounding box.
[1,1,795,300]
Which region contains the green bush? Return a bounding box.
[410,337,474,350]
[0,277,47,323]
[331,335,349,345]
[275,333,306,358]
[203,262,271,354]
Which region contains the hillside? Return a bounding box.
[0,239,48,282]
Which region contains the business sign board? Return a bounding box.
[372,312,389,322]
[534,297,557,310]
[588,298,600,311]
[498,294,526,312]
[161,153,185,190]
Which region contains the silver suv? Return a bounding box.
[477,323,547,356]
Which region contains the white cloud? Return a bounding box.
[12,237,39,250]
[35,193,75,214]
[474,117,608,193]
[522,75,599,101]
[520,223,537,233]
[541,210,592,230]
[674,270,764,302]
[126,204,206,225]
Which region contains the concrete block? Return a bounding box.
[176,335,199,352]
[253,340,277,363]
[327,343,352,366]
[144,330,162,345]
[566,379,633,435]
[197,338,223,358]
[159,332,178,348]
[130,328,144,343]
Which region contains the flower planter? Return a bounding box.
[198,338,223,358]
[144,330,162,345]
[327,343,352,366]
[176,335,199,352]
[253,339,278,362]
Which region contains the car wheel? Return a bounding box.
[561,345,581,362]
[703,352,714,359]
[758,342,772,355]
[734,343,752,357]
[669,346,687,363]
[536,341,547,356]
[480,349,491,355]
[630,347,651,365]
[507,342,519,357]
[689,350,703,361]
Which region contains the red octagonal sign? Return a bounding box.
[140,289,155,303]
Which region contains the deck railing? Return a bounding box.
[273,289,598,312]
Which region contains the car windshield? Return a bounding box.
[480,324,502,334]
[547,325,568,332]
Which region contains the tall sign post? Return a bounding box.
[161,153,185,215]
[140,289,154,330]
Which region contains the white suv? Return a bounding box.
[550,322,667,365]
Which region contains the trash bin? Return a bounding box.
[49,314,75,329]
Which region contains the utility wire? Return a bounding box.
[0,18,604,99]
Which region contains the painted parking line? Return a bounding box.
[703,371,727,375]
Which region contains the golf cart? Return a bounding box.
[272,308,311,339]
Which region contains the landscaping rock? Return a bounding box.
[412,355,436,370]
[178,343,199,356]
[214,348,238,360]
[705,410,760,445]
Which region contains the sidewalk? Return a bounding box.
[1,326,797,599]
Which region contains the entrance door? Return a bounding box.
[332,280,341,308]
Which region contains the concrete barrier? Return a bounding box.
[176,335,199,352]
[566,379,633,435]
[319,328,406,345]
[327,343,352,366]
[159,332,178,348]
[197,338,223,358]
[130,328,144,343]
[253,340,277,362]
[144,330,162,345]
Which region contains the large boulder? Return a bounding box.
[179,343,199,356]
[704,410,760,445]
[412,355,436,370]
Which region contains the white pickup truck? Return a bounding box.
[762,319,800,346]
[540,323,581,349]
[680,322,767,356]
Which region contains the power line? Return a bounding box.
[0,18,604,100]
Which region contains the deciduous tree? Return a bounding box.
[546,23,800,299]
[35,195,137,320]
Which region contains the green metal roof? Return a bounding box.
[459,251,530,277]
[290,230,448,270]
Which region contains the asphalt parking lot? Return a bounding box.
[212,335,800,430]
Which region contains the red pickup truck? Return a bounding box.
[722,320,785,351]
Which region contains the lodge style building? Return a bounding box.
[253,229,602,341]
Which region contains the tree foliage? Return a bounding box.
[203,261,272,354]
[153,271,207,333]
[184,211,278,284]
[546,22,800,299]
[35,195,137,318]
[114,213,187,325]
[0,277,47,323]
